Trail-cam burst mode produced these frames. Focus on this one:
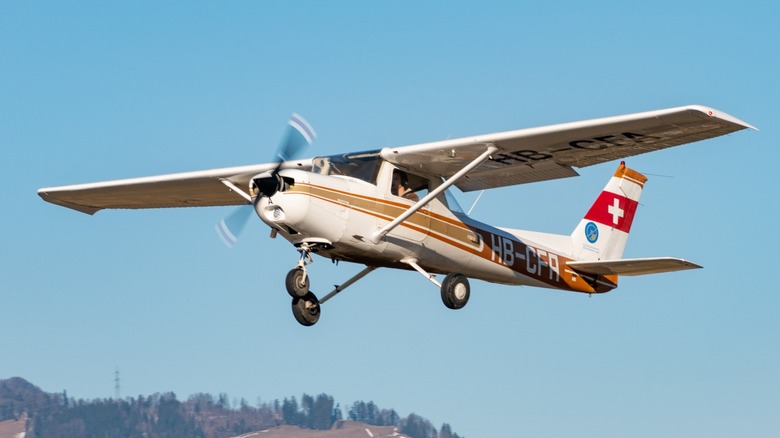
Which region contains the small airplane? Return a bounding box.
[38,105,755,326]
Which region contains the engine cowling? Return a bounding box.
[251,171,285,198]
[254,170,349,245]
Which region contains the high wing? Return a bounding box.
[380,105,756,191]
[38,160,313,215]
[38,105,754,214]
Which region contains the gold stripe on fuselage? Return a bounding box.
[292,183,480,250]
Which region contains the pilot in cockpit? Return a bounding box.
[391,170,419,201]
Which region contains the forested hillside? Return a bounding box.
[0,377,462,438]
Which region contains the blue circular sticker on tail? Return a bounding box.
[585,221,599,243]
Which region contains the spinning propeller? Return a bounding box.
[215,113,317,248]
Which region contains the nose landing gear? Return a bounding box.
[286,241,320,325]
[284,240,377,327]
[283,248,472,325]
[285,239,329,299]
[285,266,311,300]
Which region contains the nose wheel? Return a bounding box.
[282,242,377,326]
[287,267,320,325]
[285,240,327,326]
[285,268,310,298]
[286,265,321,326]
[282,240,380,327]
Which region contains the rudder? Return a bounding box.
[571,162,647,261]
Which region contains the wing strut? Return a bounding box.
[370,144,499,244]
[218,179,252,203]
[318,265,377,304]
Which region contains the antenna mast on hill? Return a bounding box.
[114,367,120,400]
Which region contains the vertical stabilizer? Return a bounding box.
[571,162,647,261]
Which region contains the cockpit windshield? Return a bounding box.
[312,151,381,184]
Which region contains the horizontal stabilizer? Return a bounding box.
[568,257,702,276]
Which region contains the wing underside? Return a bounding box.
[381,105,755,191]
[38,160,312,215]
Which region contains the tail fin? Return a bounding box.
[571,162,647,261]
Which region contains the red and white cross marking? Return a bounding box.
[607,198,624,225]
[584,192,638,233]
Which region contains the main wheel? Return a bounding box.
[441,273,470,310]
[291,292,320,326]
[285,268,309,298]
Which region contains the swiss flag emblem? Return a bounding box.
[584,192,638,233]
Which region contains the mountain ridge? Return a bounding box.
[0,377,462,438]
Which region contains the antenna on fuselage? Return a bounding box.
[467,190,485,216]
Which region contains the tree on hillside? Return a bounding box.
[283,393,336,430]
[301,394,314,427]
[332,403,343,424]
[348,401,398,426]
[440,423,462,438]
[154,394,204,438]
[0,377,52,421]
[401,413,438,438]
[309,394,334,430]
[217,393,229,409]
[281,397,301,426]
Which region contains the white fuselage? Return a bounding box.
[255,163,613,294]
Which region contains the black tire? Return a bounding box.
[285,268,309,298]
[441,273,470,310]
[291,292,320,326]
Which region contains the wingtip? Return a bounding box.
[687,105,758,131]
[38,189,101,215]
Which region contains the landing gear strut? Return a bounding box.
[285,242,317,298]
[286,241,320,325]
[401,258,471,310]
[285,240,376,327]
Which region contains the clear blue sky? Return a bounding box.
[2,2,778,437]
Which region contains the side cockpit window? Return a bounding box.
[391,169,430,202]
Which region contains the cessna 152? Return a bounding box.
[38,105,755,326]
